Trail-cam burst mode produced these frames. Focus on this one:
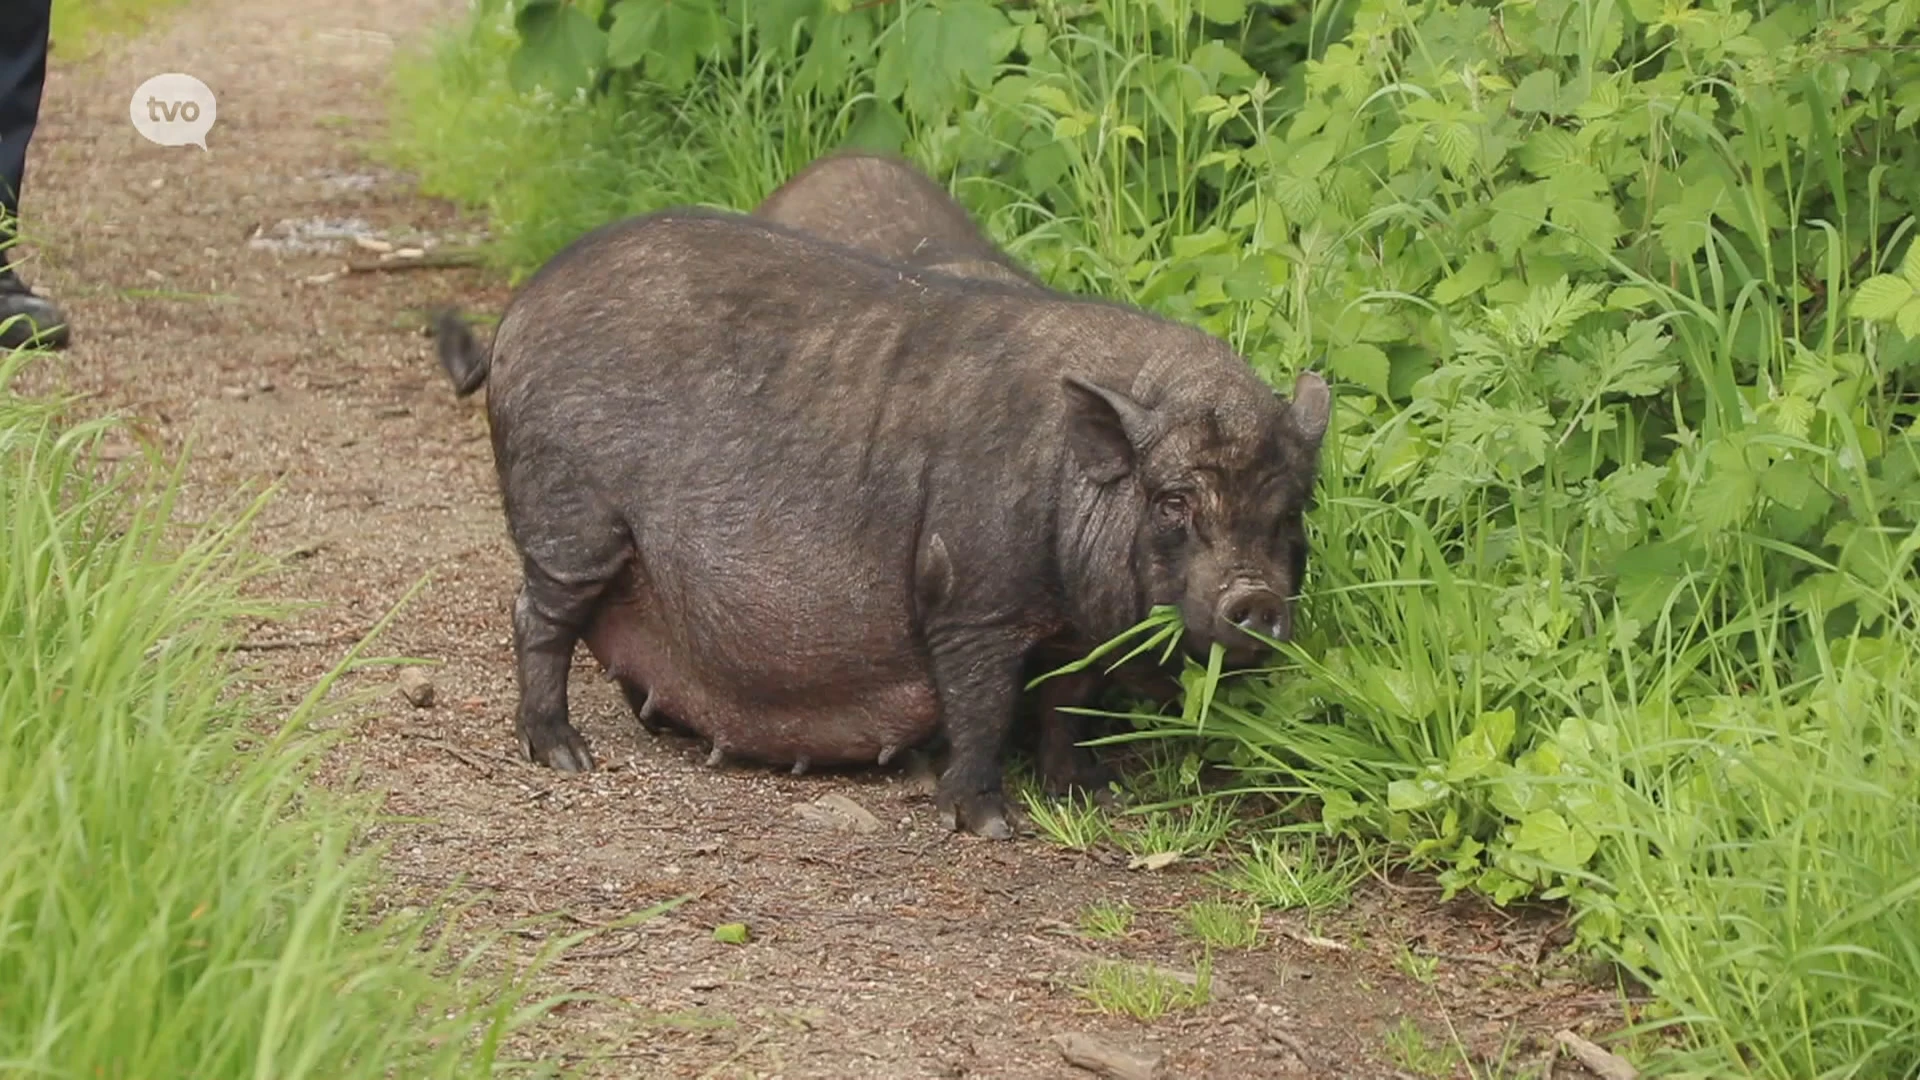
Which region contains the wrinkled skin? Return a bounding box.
[434,208,1330,841]
[755,151,1133,799]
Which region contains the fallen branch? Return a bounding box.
[1554,1030,1637,1080]
[1051,1033,1162,1080]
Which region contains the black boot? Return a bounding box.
[0,262,66,349]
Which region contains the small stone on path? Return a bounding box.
[396,668,435,708]
[790,793,881,834]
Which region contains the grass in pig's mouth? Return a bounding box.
[1024,603,1189,691]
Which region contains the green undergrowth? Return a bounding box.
[392,0,1920,1074]
[0,346,584,1078]
[49,0,196,60]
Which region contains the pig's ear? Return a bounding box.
[1284,371,1331,448]
[1063,374,1155,484]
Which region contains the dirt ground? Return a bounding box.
[18,1,1635,1076]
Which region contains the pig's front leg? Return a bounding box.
[926,627,1028,840]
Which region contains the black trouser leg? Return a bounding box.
[0,0,52,272]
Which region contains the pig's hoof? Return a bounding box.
[938,791,1015,840]
[705,744,729,768]
[522,724,594,773]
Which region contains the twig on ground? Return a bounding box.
[564,931,645,961]
[1278,927,1349,952]
[396,730,496,777]
[228,627,367,652]
[695,1031,768,1080]
[345,250,484,273]
[1266,1027,1315,1072]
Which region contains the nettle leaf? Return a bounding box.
[1516,127,1582,179]
[1190,40,1257,88]
[607,0,727,87]
[1759,458,1817,511]
[1694,438,1761,533]
[1905,241,1920,288]
[1543,165,1622,252]
[754,0,822,55]
[1437,122,1481,179]
[1487,181,1550,256]
[1765,394,1816,440]
[1652,170,1729,263]
[1511,70,1560,114]
[1898,299,1920,340]
[890,0,1013,120]
[793,7,873,96]
[1305,42,1370,101]
[1387,121,1425,175]
[509,1,608,95]
[1850,274,1915,321]
[1271,173,1322,226]
[1331,343,1392,400]
[1432,251,1501,306]
[1195,0,1248,25]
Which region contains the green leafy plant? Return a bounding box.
[1112,798,1240,860]
[1076,899,1134,941]
[1071,955,1212,1019]
[1180,897,1260,950]
[1383,1017,1460,1079]
[1391,943,1439,986]
[1018,787,1111,851]
[1214,834,1364,914]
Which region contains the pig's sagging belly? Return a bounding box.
[579,575,941,765]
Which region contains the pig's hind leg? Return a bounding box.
[505,498,632,774]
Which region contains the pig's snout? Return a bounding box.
[1213,582,1291,660]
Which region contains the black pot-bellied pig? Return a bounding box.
[754,151,1190,801]
[753,149,1040,288]
[432,208,1330,840]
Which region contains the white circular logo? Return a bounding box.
[129,73,217,150]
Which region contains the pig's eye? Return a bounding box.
[1153,491,1192,528]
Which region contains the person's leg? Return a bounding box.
[0,0,69,350]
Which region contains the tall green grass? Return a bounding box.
[388,0,1920,1074]
[0,346,570,1079]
